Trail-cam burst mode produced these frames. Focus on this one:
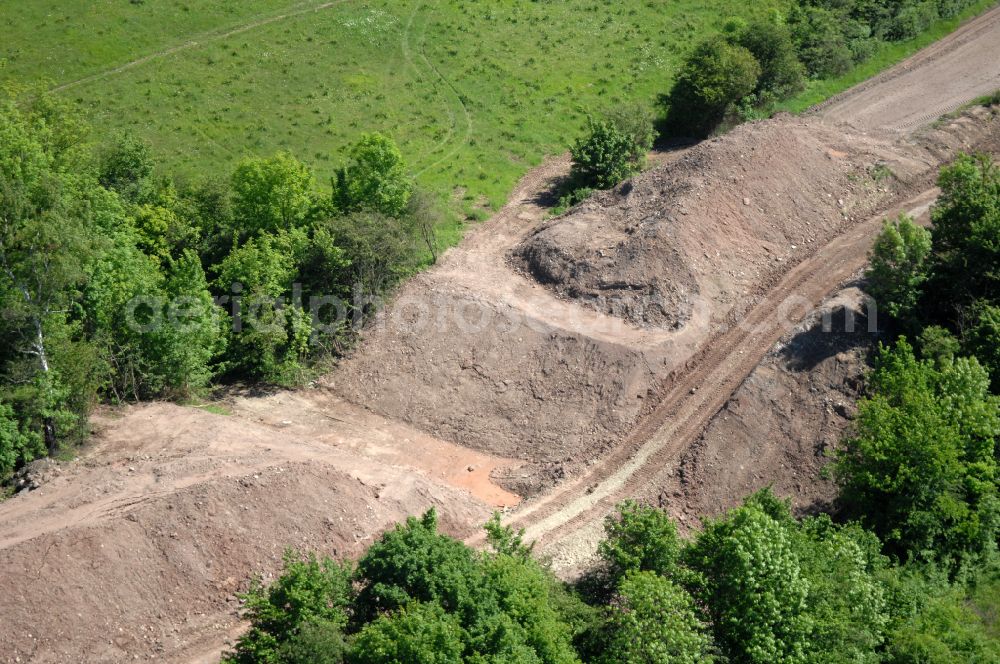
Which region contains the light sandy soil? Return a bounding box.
[0,402,510,662]
[1,5,999,662]
[815,4,1000,132]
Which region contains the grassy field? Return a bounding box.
[1,0,787,238]
[2,0,994,245]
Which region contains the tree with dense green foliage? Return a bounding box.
[350,602,465,664]
[149,250,226,397]
[97,132,154,204]
[231,152,315,238]
[917,324,962,366]
[685,499,812,664]
[83,237,166,400]
[598,499,681,583]
[883,565,1000,663]
[835,339,1000,572]
[324,211,417,299]
[0,97,100,453]
[356,510,581,663]
[227,510,584,664]
[274,618,347,664]
[788,5,860,78]
[334,133,412,218]
[599,570,713,664]
[214,229,311,384]
[866,214,933,323]
[926,152,1000,316]
[733,20,806,103]
[132,189,201,264]
[666,36,761,136]
[794,516,890,662]
[0,400,42,477]
[222,550,353,664]
[965,301,1000,391]
[353,510,481,622]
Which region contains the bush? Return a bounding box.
[97,132,154,203]
[231,152,315,237]
[222,550,354,664]
[599,571,712,664]
[835,339,1000,572]
[789,5,856,78]
[927,153,1000,315]
[569,116,640,191]
[0,401,43,477]
[685,501,812,664]
[665,36,761,136]
[888,1,939,40]
[734,20,806,101]
[866,214,933,323]
[350,602,465,664]
[598,500,682,583]
[275,619,347,664]
[964,301,1000,391]
[883,566,1000,663]
[334,133,412,217]
[604,103,655,167]
[917,325,961,366]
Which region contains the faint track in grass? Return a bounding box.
[49,1,350,94]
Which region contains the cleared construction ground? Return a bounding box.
[1,6,999,662]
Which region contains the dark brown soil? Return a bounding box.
[648,287,876,527]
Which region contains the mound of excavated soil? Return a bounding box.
[0,403,495,663]
[514,111,996,328]
[515,194,699,328]
[333,109,996,483]
[649,287,877,526]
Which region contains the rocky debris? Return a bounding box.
[513,112,997,329]
[11,458,62,494]
[648,287,878,525]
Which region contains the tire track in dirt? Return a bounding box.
[814,3,1000,132]
[503,190,939,552]
[409,0,474,177]
[493,5,1000,558]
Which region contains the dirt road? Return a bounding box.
[1,4,998,662]
[502,189,939,560]
[503,3,1000,563]
[816,4,1000,132]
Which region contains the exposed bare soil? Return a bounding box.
[1,6,999,661]
[649,287,875,527]
[815,3,1000,133]
[333,108,996,496]
[518,115,1000,572]
[0,402,509,663]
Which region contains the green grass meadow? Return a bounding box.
[1,0,994,241]
[1,0,787,230]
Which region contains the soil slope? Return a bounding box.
[0,402,508,663]
[332,109,995,488]
[1,6,998,661]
